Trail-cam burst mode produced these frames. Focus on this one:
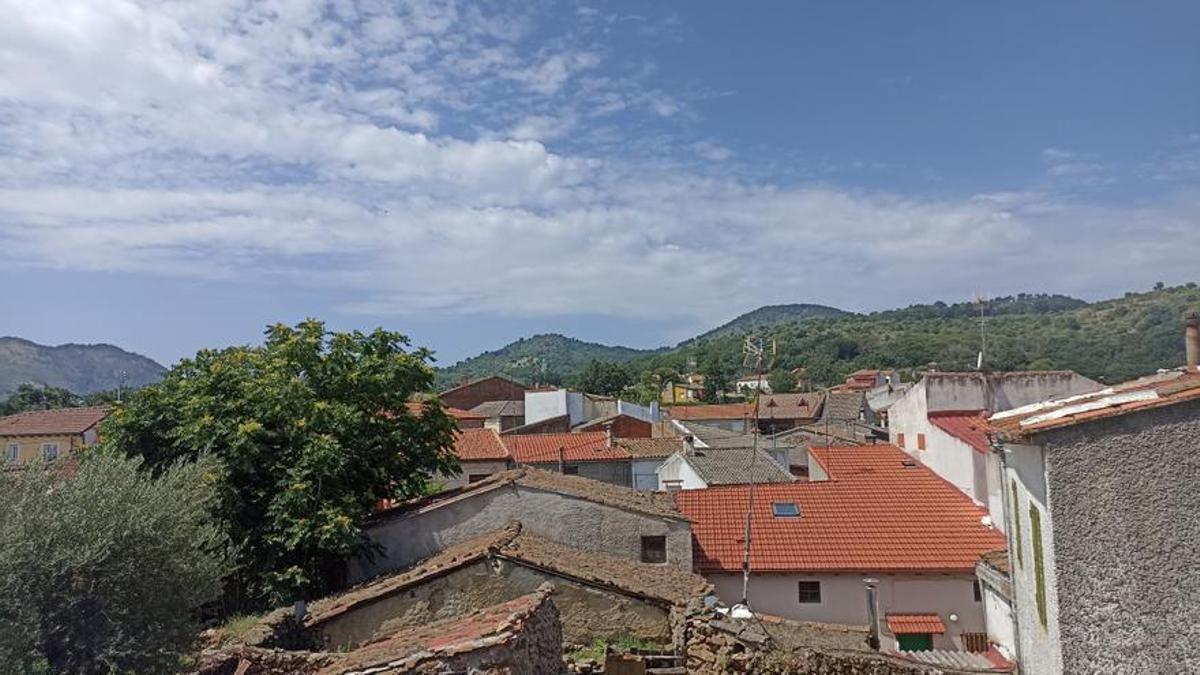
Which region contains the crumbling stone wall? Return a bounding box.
[684,611,944,675]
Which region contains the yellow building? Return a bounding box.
[0,406,110,466]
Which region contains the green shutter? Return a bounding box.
[1030,504,1048,628]
[897,633,933,651]
[1011,480,1023,568]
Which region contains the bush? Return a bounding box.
[0,452,231,674]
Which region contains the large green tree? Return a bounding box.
[101,320,459,606]
[0,384,83,415]
[572,359,633,397]
[0,452,230,674]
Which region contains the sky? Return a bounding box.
[1,0,1198,368]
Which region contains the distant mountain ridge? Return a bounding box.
[435,333,659,389]
[0,337,167,397]
[686,303,849,343]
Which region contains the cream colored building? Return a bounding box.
[0,406,110,466]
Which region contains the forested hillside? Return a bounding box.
[0,338,166,397]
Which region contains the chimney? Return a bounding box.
[1186,311,1200,373]
[863,578,881,651]
[683,434,696,455]
[605,423,614,448]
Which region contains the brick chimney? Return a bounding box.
[1186,311,1200,373]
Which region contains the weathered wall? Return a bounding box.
[631,458,662,491]
[353,484,692,582]
[708,573,986,652]
[442,377,527,411]
[314,559,673,650]
[1031,400,1200,674]
[439,460,511,490]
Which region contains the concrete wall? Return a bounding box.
[656,453,708,490]
[632,459,662,491]
[1,432,86,465]
[708,572,986,652]
[981,584,1015,659]
[524,390,567,426]
[353,484,693,582]
[314,559,672,650]
[439,460,511,490]
[525,460,631,488]
[924,372,1099,414]
[1011,400,1200,674]
[616,400,660,423]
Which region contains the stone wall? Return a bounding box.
[314,560,676,650]
[1034,399,1200,674]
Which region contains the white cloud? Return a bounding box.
[0,0,1196,332]
[1041,147,1114,186]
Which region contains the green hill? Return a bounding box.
[0,337,167,397]
[439,285,1200,390]
[435,333,660,389]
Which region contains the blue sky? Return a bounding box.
[1,0,1198,367]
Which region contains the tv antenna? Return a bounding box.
[735,335,777,613]
[973,293,989,370]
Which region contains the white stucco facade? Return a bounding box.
[708,572,987,652]
[655,452,709,490]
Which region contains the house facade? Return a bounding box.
[677,444,1005,655]
[986,364,1200,674]
[0,406,109,466]
[887,371,1100,527]
[656,445,793,490]
[503,431,632,487]
[440,375,528,412]
[353,468,693,583]
[440,427,512,490]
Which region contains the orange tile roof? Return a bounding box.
[987,370,1200,439]
[504,432,630,463]
[0,406,110,437]
[666,403,753,421]
[404,401,486,421]
[452,428,509,461]
[887,614,946,635]
[928,410,990,454]
[676,444,1004,574]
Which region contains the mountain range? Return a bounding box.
[0,337,166,397]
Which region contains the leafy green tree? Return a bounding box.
[0,452,230,674]
[767,369,798,393]
[101,320,458,606]
[572,359,633,397]
[0,384,84,415]
[699,354,732,403]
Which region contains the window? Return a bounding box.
[797,580,821,603]
[897,633,933,651]
[960,632,989,653]
[973,580,982,602]
[467,474,489,483]
[562,465,579,475]
[1011,480,1023,568]
[1030,503,1048,628]
[662,480,683,492]
[896,432,905,448]
[772,501,800,517]
[640,536,667,564]
[916,433,926,450]
[41,443,59,462]
[6,443,18,464]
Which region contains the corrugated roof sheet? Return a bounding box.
[677,445,1005,574]
[0,406,110,437]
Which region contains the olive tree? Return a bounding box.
[0,452,230,674]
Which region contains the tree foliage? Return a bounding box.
[101,320,459,607]
[0,452,230,674]
[0,384,122,416]
[571,360,633,397]
[767,369,798,393]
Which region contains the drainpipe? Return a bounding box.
[993,437,1025,671]
[863,578,880,651]
[1185,311,1200,373]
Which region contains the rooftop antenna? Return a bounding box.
[973,293,989,371]
[735,335,775,612]
[117,370,128,403]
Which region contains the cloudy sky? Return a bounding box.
[2,0,1198,366]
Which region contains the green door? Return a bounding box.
[897,633,933,651]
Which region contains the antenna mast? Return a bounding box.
[738,336,776,609]
[973,293,989,370]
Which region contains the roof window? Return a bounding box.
[772,501,801,517]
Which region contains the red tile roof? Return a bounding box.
[676,444,1004,574]
[928,410,990,454]
[886,613,946,635]
[503,432,630,464]
[0,406,110,437]
[452,428,509,461]
[666,403,753,421]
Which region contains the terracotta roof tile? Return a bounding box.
[682,448,794,486]
[0,406,110,437]
[452,428,510,461]
[757,393,824,420]
[928,410,990,453]
[665,403,753,421]
[886,613,946,635]
[503,432,630,463]
[403,401,487,421]
[617,437,685,459]
[469,400,524,418]
[676,445,1004,574]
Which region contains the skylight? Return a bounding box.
[772,502,801,517]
